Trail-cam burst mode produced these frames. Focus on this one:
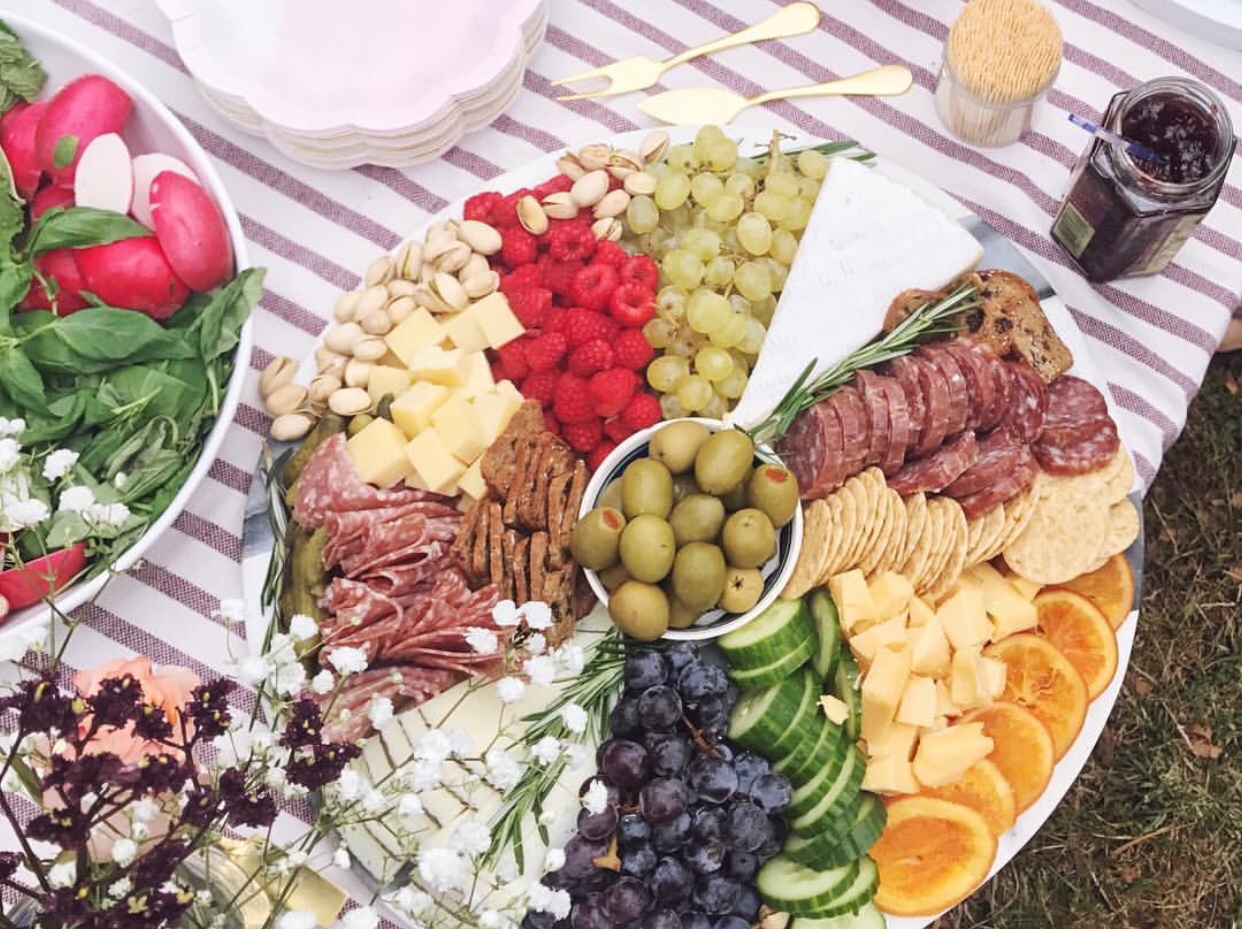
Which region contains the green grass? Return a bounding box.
[936,352,1241,929]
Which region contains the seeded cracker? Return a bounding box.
[1100,499,1140,560]
[785,500,830,600]
[481,400,544,495]
[451,501,481,575]
[471,502,490,580]
[1004,476,1108,584]
[514,536,530,603]
[546,471,573,568]
[562,460,588,544]
[503,437,534,524]
[851,468,889,574]
[529,531,549,604]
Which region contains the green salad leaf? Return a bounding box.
[0,21,46,115]
[26,206,151,256]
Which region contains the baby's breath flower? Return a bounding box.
[325,646,368,675]
[42,449,78,481]
[5,498,49,529]
[0,615,50,664]
[275,913,317,929]
[484,746,524,791]
[531,735,561,766]
[332,847,351,870]
[367,695,393,728]
[288,613,318,642]
[538,808,557,826]
[47,860,76,888]
[110,838,137,867]
[414,729,452,763]
[527,883,572,920]
[386,886,432,916]
[496,676,525,704]
[234,654,271,686]
[216,598,246,626]
[343,907,379,929]
[57,484,95,513]
[464,626,499,654]
[525,655,557,688]
[397,793,424,818]
[545,847,566,872]
[0,438,19,472]
[582,779,609,815]
[446,727,474,757]
[0,417,25,437]
[520,601,554,630]
[524,632,547,655]
[418,847,470,892]
[310,669,334,694]
[452,817,492,857]
[108,877,133,899]
[555,643,586,675]
[492,599,522,627]
[560,702,589,735]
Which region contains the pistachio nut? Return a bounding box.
[264,383,309,418]
[343,358,373,388]
[541,191,580,220]
[314,345,346,373]
[356,284,389,318]
[434,240,473,275]
[571,169,610,208]
[414,282,449,313]
[556,153,587,180]
[623,171,657,196]
[593,188,631,219]
[591,216,623,242]
[308,373,343,406]
[577,143,611,172]
[386,277,418,299]
[432,271,469,311]
[456,219,503,256]
[459,252,490,282]
[328,387,373,417]
[352,336,389,362]
[364,255,395,287]
[462,270,500,299]
[386,294,418,324]
[395,240,423,280]
[422,235,459,266]
[517,195,549,235]
[333,290,361,323]
[323,322,364,355]
[258,356,298,398]
[360,309,393,336]
[270,413,315,442]
[640,129,670,164]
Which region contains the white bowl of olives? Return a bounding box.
[575,418,803,642]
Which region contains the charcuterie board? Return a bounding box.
[242,127,1142,929]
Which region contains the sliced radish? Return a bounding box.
[0,101,49,201]
[75,236,189,320]
[149,171,233,292]
[35,74,133,185]
[73,133,133,215]
[0,543,88,610]
[30,184,75,222]
[130,152,196,229]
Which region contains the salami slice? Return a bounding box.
[854,369,890,469]
[943,339,995,431]
[887,430,979,496]
[294,433,435,529]
[1001,360,1049,443]
[833,385,870,479]
[919,344,970,437]
[953,456,1038,520]
[1042,375,1110,427]
[943,429,1032,499]
[878,375,911,477]
[882,355,926,455]
[1032,417,1120,474]
[913,356,953,457]
[777,403,833,501]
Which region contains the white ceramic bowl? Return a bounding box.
[2,13,252,631]
[579,419,803,641]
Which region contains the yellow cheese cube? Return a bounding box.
[868,571,914,619]
[860,644,912,745]
[912,723,994,788]
[819,694,849,726]
[474,387,523,445]
[978,566,1039,641]
[405,469,429,492]
[458,351,496,399]
[408,345,470,387]
[404,429,467,495]
[346,419,414,488]
[895,675,937,728]
[907,595,936,629]
[390,382,449,438]
[385,308,446,365]
[862,754,920,795]
[848,616,908,668]
[937,586,991,651]
[934,680,961,719]
[909,615,952,677]
[1002,566,1042,601]
[458,459,487,501]
[496,378,524,405]
[867,720,919,760]
[442,308,489,354]
[829,570,877,635]
[473,292,525,349]
[367,365,412,406]
[431,397,487,464]
[950,645,983,708]
[978,655,1008,703]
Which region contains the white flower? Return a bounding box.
[130,797,161,824]
[272,660,306,697]
[582,779,609,814]
[525,655,557,688]
[5,498,49,529]
[42,449,79,482]
[565,744,591,769]
[495,857,519,883]
[130,822,149,842]
[464,626,499,655]
[108,877,133,899]
[560,702,589,735]
[483,747,524,791]
[288,613,318,642]
[545,847,566,872]
[113,472,128,490]
[0,418,25,438]
[57,485,95,513]
[367,695,393,727]
[48,860,76,888]
[520,601,553,630]
[407,758,443,792]
[332,847,351,870]
[397,793,423,818]
[414,729,452,763]
[452,817,491,857]
[527,883,572,919]
[538,808,557,826]
[310,670,334,694]
[524,632,547,656]
[342,907,379,929]
[361,788,388,814]
[496,676,525,704]
[0,615,50,663]
[418,846,470,892]
[275,913,317,929]
[216,598,246,626]
[336,768,365,802]
[446,727,474,758]
[555,643,585,675]
[385,886,432,917]
[234,654,271,687]
[325,646,368,675]
[111,838,137,867]
[0,438,19,472]
[531,736,561,766]
[492,599,522,627]
[479,911,512,929]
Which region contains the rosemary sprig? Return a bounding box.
[746,283,981,447]
[753,137,875,165]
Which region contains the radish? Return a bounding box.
[131,152,195,229]
[0,543,88,611]
[149,171,233,292]
[75,236,189,320]
[37,249,89,315]
[30,183,74,222]
[0,101,49,201]
[35,74,133,185]
[73,132,133,215]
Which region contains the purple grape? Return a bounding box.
[641,910,682,929]
[626,650,668,690]
[524,909,558,929]
[637,685,683,731]
[749,773,792,813]
[640,777,689,824]
[579,776,621,807]
[652,811,692,853]
[563,836,610,880]
[664,642,699,674]
[650,856,694,906]
[756,815,787,861]
[688,756,738,804]
[684,839,727,875]
[690,807,728,843]
[600,739,650,790]
[680,913,711,929]
[603,876,650,924]
[723,851,758,882]
[677,663,729,703]
[617,813,650,849]
[610,697,643,738]
[688,697,726,734]
[577,804,620,841]
[646,734,693,777]
[732,753,770,795]
[571,895,610,929]
[732,886,761,921]
[727,801,770,853]
[694,875,740,916]
[621,843,657,879]
[715,916,750,929]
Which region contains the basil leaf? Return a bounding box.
[17,307,197,374]
[189,267,265,361]
[26,206,150,257]
[0,343,45,413]
[0,21,47,113]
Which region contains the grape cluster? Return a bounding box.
[529,643,792,929]
[621,126,829,419]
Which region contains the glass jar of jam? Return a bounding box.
[1051,76,1235,282]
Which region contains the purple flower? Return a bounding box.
[216,767,277,828]
[89,674,144,728]
[185,678,233,738]
[1,675,79,735]
[286,741,361,791]
[280,697,324,749]
[129,753,193,795]
[130,838,188,889]
[42,751,125,803]
[0,850,19,880]
[132,703,175,742]
[27,807,91,849]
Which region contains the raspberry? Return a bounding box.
[620,254,659,291]
[520,371,560,408]
[571,263,620,311]
[604,416,636,443]
[562,416,603,454]
[543,307,567,334]
[587,440,617,472]
[496,341,530,381]
[534,174,574,199]
[500,264,544,295]
[592,240,628,267]
[508,288,552,329]
[525,331,567,373]
[609,283,655,327]
[567,338,615,378]
[492,187,532,228]
[563,308,618,347]
[588,368,640,417]
[463,191,502,224]
[543,258,585,299]
[620,391,662,432]
[548,221,596,263]
[553,373,595,424]
[614,328,655,370]
[500,227,538,267]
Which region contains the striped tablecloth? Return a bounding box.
[4,0,1240,922]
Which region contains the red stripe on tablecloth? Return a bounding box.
[262,289,331,338]
[129,561,239,622]
[172,510,242,562]
[1132,449,1157,487]
[492,112,568,152]
[239,216,359,291]
[353,164,450,213]
[236,403,273,437]
[442,145,504,181]
[209,458,253,495]
[1110,382,1184,448]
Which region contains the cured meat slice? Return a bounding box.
[321,665,462,743]
[887,430,979,495]
[953,456,1038,520]
[835,385,871,478]
[943,339,994,431]
[854,369,890,469]
[919,344,970,437]
[974,348,1011,430]
[913,356,953,457]
[943,430,1033,499]
[778,402,841,501]
[881,355,926,455]
[878,375,911,477]
[1001,360,1048,443]
[1032,418,1120,474]
[1042,375,1110,427]
[294,433,441,529]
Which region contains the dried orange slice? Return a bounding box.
[1056,553,1135,629]
[872,796,997,916]
[917,758,1016,837]
[963,701,1055,814]
[1034,588,1119,699]
[984,634,1088,760]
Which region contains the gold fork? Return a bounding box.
[552,2,822,101]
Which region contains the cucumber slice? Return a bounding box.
[831,651,862,742]
[787,736,852,820]
[808,590,842,680]
[774,719,845,787]
[766,673,825,758]
[756,855,859,916]
[785,794,887,871]
[720,599,815,671]
[795,856,878,919]
[729,636,816,689]
[790,745,865,837]
[729,671,815,751]
[790,901,885,929]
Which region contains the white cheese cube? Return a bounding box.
[408,345,469,387]
[404,429,467,495]
[443,307,491,354]
[390,382,449,438]
[458,459,487,501]
[385,308,446,365]
[458,351,496,399]
[432,397,487,464]
[473,292,525,348]
[346,419,414,488]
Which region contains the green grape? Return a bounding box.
[660,392,689,420]
[736,156,763,178]
[700,392,728,419]
[721,227,740,253]
[770,228,798,265]
[798,176,821,202]
[707,139,738,172]
[666,144,697,173]
[647,355,689,392]
[734,260,773,302]
[751,295,778,326]
[797,149,829,180]
[668,328,707,357]
[753,190,792,223]
[662,249,705,289]
[695,345,734,381]
[643,317,679,350]
[728,349,751,372]
[656,285,688,321]
[736,212,773,256]
[761,257,789,292]
[665,205,694,231]
[707,192,744,223]
[781,197,813,232]
[682,228,722,262]
[689,172,724,208]
[648,161,671,180]
[693,125,726,157]
[764,172,801,198]
[686,289,731,334]
[737,317,767,355]
[677,374,714,413]
[648,227,674,257]
[728,294,752,316]
[710,312,748,349]
[715,366,748,400]
[655,172,691,210]
[704,257,734,289]
[626,194,660,234]
[724,172,756,199]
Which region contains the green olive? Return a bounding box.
[609,581,670,641]
[570,507,626,570]
[668,596,701,630]
[598,478,624,512]
[719,468,752,512]
[649,420,712,474]
[722,508,777,569]
[622,459,674,519]
[747,464,799,528]
[671,542,727,611]
[669,494,726,546]
[347,413,375,437]
[694,429,755,495]
[719,566,764,613]
[598,562,631,592]
[619,514,676,583]
[672,474,700,503]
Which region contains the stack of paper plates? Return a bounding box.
[1128,0,1242,49]
[156,0,547,169]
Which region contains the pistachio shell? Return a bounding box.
[329,387,373,417]
[459,252,490,282]
[577,143,611,171]
[422,235,458,266]
[435,240,473,274]
[623,171,657,196]
[333,290,361,323]
[395,241,423,280]
[593,188,631,219]
[414,283,449,313]
[640,130,670,164]
[517,195,549,235]
[352,337,389,362]
[386,294,418,324]
[591,216,623,242]
[356,284,389,318]
[557,153,587,180]
[364,255,395,287]
[270,413,315,442]
[463,270,500,299]
[314,345,345,372]
[360,309,393,336]
[433,272,469,311]
[309,373,342,405]
[344,358,373,388]
[426,219,458,241]
[571,169,610,208]
[324,322,363,355]
[264,382,309,417]
[387,277,418,298]
[456,220,502,256]
[258,356,298,398]
[541,191,580,220]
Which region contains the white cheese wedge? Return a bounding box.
[727,157,984,428]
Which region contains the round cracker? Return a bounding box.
[897,493,929,574]
[919,498,957,597]
[834,481,862,574]
[1003,480,1109,585]
[926,498,969,603]
[784,500,831,599]
[873,490,910,576]
[817,493,848,584]
[851,468,890,574]
[907,496,946,594]
[964,503,1006,567]
[859,486,897,577]
[839,473,874,571]
[1099,498,1140,559]
[1101,447,1136,503]
[988,471,1044,561]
